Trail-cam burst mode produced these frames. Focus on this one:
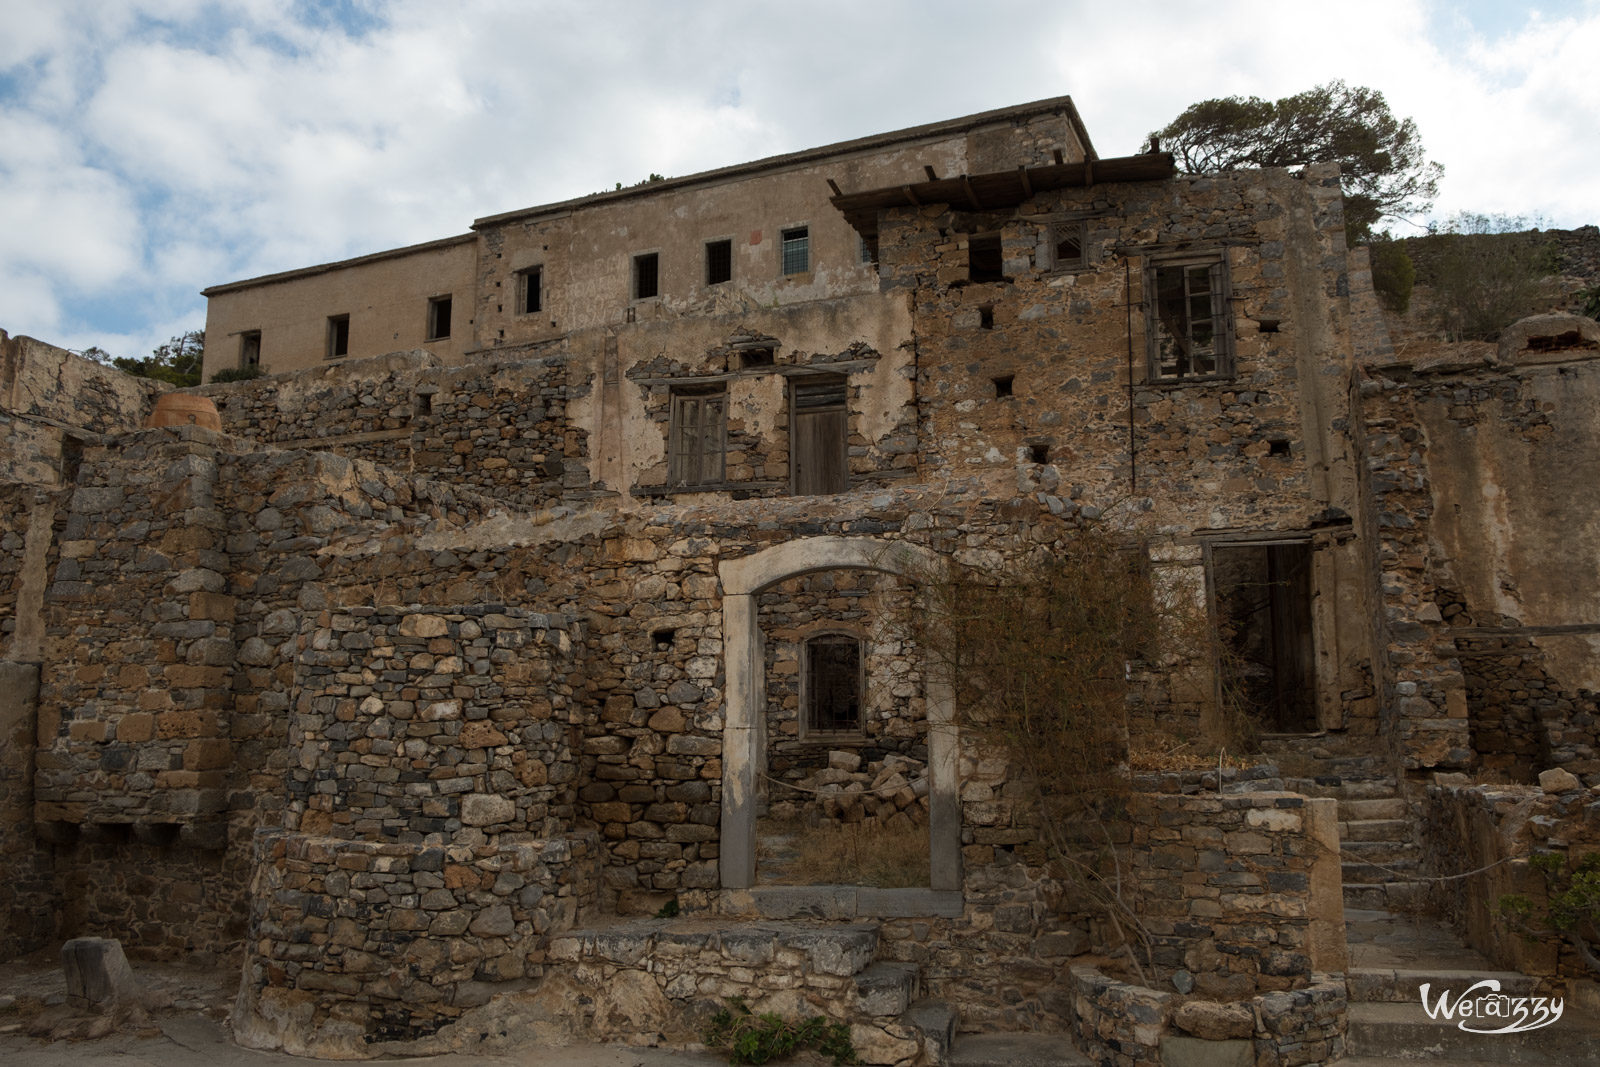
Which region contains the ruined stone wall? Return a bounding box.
[1362,333,1600,779]
[203,351,589,509]
[0,661,54,959]
[240,829,599,1051]
[1421,780,1600,977]
[1,330,162,438]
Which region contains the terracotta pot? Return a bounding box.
[145,393,221,432]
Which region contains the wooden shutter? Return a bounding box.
[791,376,848,496]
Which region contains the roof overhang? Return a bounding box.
[829,152,1177,240]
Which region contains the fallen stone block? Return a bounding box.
[61,937,141,1012]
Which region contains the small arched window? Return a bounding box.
[803,633,862,735]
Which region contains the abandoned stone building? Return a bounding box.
[4,95,1600,1065]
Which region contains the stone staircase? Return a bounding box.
[1340,908,1600,1065]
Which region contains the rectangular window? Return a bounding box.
[968,233,1003,282]
[427,295,452,340]
[858,233,878,265]
[705,239,733,285]
[781,226,809,275]
[239,331,261,370]
[668,388,726,486]
[790,374,848,496]
[634,252,659,300]
[1147,257,1233,380]
[326,314,349,360]
[1053,222,1086,270]
[805,634,862,734]
[519,267,542,314]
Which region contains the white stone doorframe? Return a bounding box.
[717,536,961,891]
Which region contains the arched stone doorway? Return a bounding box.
[718,537,960,893]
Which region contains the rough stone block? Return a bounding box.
[62,937,140,1011]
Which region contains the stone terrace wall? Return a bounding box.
[285,605,579,839]
[36,431,238,835]
[201,350,590,509]
[1128,791,1344,999]
[239,830,599,1052]
[1,331,162,436]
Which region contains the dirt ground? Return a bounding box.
[0,945,728,1066]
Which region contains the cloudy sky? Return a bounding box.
[3,0,1596,362]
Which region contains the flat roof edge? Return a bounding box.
[472,95,1090,230]
[201,232,477,297]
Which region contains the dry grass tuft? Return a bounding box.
[1128,730,1254,772]
[757,818,928,888]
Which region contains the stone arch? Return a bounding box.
[718,536,960,892]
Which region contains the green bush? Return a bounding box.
[210,365,265,384]
[702,998,858,1066]
[1369,239,1415,314]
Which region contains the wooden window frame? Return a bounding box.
[1145,254,1234,382]
[667,387,726,487]
[326,314,350,360]
[519,266,543,315]
[780,226,810,276]
[426,295,452,340]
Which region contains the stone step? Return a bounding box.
[1343,858,1420,884]
[1340,818,1412,843]
[1343,881,1428,910]
[949,1032,1090,1067]
[1340,797,1409,820]
[1347,1001,1600,1064]
[1348,967,1542,1003]
[548,918,880,980]
[855,961,920,1017]
[1341,839,1420,865]
[901,1000,957,1066]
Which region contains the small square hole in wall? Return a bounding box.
[1269,439,1291,456]
[993,374,1014,398]
[651,628,676,651]
[1029,443,1050,464]
[738,347,774,369]
[979,306,994,330]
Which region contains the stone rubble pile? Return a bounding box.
[769,750,931,828]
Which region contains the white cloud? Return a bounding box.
[1,0,1597,356]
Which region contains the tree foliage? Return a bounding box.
[113,329,206,387]
[1153,81,1443,243]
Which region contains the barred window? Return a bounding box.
[781,226,810,275]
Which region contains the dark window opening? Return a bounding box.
[60,435,84,483]
[706,239,733,285]
[1213,542,1317,733]
[1258,319,1281,334]
[668,387,726,486]
[979,306,995,330]
[738,347,774,369]
[791,375,849,496]
[416,392,433,416]
[520,267,543,314]
[805,634,862,734]
[326,314,349,360]
[427,295,452,340]
[1268,439,1290,457]
[858,233,878,265]
[993,374,1014,398]
[969,234,1004,283]
[651,628,676,650]
[781,227,810,275]
[634,253,660,300]
[1054,225,1085,270]
[240,330,261,370]
[1148,258,1233,380]
[1029,443,1050,464]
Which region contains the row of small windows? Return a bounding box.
[633,226,813,301]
